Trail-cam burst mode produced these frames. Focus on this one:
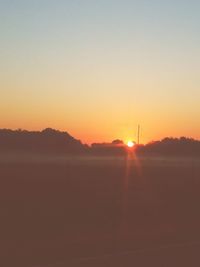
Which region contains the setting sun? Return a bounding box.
[127,141,135,148]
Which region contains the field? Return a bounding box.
[0,153,200,266]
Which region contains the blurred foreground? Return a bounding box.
[0,153,200,266]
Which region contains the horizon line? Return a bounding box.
[0,126,199,146]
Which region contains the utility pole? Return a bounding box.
[137,124,140,145]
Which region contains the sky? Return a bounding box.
[0,0,200,144]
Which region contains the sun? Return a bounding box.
[127,140,135,148]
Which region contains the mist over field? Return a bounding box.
[1,152,200,267]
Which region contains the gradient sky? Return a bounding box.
[1,0,200,144]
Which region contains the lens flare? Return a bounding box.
[127,141,134,148]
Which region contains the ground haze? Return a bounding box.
[1,153,200,266]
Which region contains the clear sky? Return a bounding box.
[1,0,200,144]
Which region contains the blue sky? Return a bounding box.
[0,0,200,143]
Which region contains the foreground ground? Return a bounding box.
[0,153,200,266]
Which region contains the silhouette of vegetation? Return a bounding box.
[137,137,200,157]
[0,128,87,154]
[0,128,199,157]
[90,140,126,155]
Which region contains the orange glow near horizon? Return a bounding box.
[1,120,200,145]
[1,1,200,146]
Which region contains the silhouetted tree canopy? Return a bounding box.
[0,128,87,154]
[0,129,199,156]
[112,139,124,145]
[136,137,200,156]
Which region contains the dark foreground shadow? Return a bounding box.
[0,154,200,266]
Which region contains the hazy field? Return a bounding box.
[1,153,200,266]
